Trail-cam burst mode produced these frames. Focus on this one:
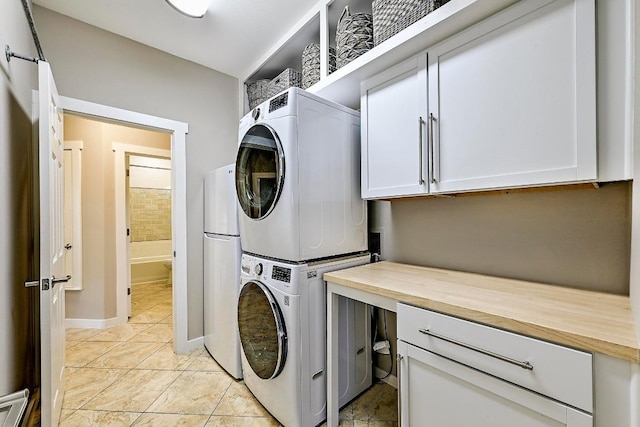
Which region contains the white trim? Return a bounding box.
[65,317,120,329]
[112,143,171,158]
[374,368,398,389]
[63,141,83,291]
[184,336,205,352]
[60,95,191,354]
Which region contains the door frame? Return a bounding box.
[113,144,171,319]
[60,96,191,353]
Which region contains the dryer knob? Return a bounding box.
[252,108,260,120]
[254,263,263,276]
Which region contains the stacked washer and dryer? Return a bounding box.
[235,87,372,427]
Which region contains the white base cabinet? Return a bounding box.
[397,341,592,427]
[397,303,593,426]
[361,0,597,199]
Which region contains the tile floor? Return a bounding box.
[61,280,398,426]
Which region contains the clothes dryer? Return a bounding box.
[237,253,372,427]
[236,88,367,262]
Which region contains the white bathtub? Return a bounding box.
[130,240,172,284]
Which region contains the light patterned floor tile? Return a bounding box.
[205,416,282,426]
[353,421,397,427]
[352,382,397,422]
[82,369,181,412]
[65,328,102,341]
[63,367,128,409]
[133,413,209,426]
[60,409,75,423]
[146,371,232,415]
[129,310,173,324]
[128,323,173,343]
[58,409,141,426]
[136,343,198,371]
[158,314,173,324]
[65,341,121,367]
[185,353,224,372]
[87,341,164,369]
[88,323,152,342]
[212,381,270,417]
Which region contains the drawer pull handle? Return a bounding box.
[418,328,534,371]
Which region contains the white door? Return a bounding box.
[38,61,67,427]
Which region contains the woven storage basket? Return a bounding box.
[301,43,337,89]
[373,0,450,46]
[336,6,374,69]
[246,79,270,110]
[268,68,302,97]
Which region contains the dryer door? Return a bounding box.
[236,124,285,220]
[237,280,287,379]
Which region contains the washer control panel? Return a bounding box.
[272,265,291,283]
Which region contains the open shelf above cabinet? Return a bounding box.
[242,0,520,113]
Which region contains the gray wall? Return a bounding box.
[0,0,38,398]
[33,6,239,340]
[372,183,631,294]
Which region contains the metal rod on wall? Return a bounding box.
[20,0,46,62]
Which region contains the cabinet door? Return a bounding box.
[397,340,592,427]
[427,0,596,194]
[361,55,428,199]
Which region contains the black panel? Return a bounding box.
[272,266,292,283]
[269,92,289,112]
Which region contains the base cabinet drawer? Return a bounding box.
[397,303,593,413]
[397,340,593,427]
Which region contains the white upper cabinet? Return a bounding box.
[361,55,428,199]
[361,0,597,199]
[427,0,597,194]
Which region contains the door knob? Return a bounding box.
[24,280,39,288]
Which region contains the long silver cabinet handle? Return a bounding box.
[418,328,534,371]
[428,113,436,184]
[418,116,425,185]
[397,353,403,426]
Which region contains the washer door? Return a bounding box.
[237,280,287,380]
[235,124,285,220]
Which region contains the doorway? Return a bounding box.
[60,95,191,353]
[126,153,172,319]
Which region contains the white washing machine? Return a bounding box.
[235,87,367,262]
[237,253,372,427]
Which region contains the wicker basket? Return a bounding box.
[301,43,337,89]
[373,0,450,46]
[246,79,270,110]
[268,68,302,97]
[336,6,374,69]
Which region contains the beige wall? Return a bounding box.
[64,114,170,320]
[34,7,239,339]
[371,182,632,294]
[0,0,38,397]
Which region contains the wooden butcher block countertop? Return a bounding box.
[324,261,640,363]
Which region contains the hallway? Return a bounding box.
[60,280,398,426]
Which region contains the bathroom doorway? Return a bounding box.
[126,154,173,322]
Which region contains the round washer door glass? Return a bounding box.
[237,281,287,379]
[236,124,284,220]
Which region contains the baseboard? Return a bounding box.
[65,317,121,329]
[175,336,204,354]
[375,367,398,389]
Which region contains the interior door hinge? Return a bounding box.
[127,228,130,236]
[127,288,131,296]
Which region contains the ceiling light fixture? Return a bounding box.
[165,0,211,18]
